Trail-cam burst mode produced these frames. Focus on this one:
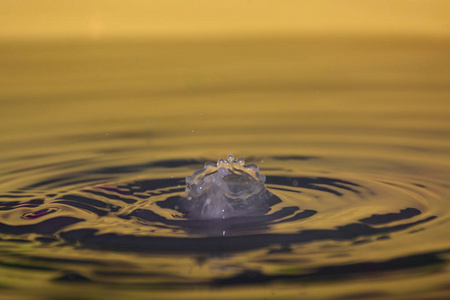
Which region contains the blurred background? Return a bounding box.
[1,1,449,150]
[2,0,450,39]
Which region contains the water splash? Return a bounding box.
[181,154,276,219]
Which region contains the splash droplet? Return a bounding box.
[180,154,277,219]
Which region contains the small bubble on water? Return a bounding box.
[191,129,195,133]
[292,180,298,187]
[170,175,174,178]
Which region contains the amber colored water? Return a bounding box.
[1,3,450,299]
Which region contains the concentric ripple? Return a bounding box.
[0,155,441,252]
[0,138,449,300]
[1,33,450,299]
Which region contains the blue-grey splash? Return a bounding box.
[180,154,276,219]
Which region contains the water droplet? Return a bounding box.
[204,162,215,169]
[183,155,273,219]
[217,158,227,166]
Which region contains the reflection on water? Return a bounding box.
[0,35,450,299]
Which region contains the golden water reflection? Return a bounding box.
[1,2,450,300]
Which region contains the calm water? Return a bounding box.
[1,36,450,299]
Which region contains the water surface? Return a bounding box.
[1,36,450,299]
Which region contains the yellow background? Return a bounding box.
[1,0,449,39]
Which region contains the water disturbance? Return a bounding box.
[1,32,450,300]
